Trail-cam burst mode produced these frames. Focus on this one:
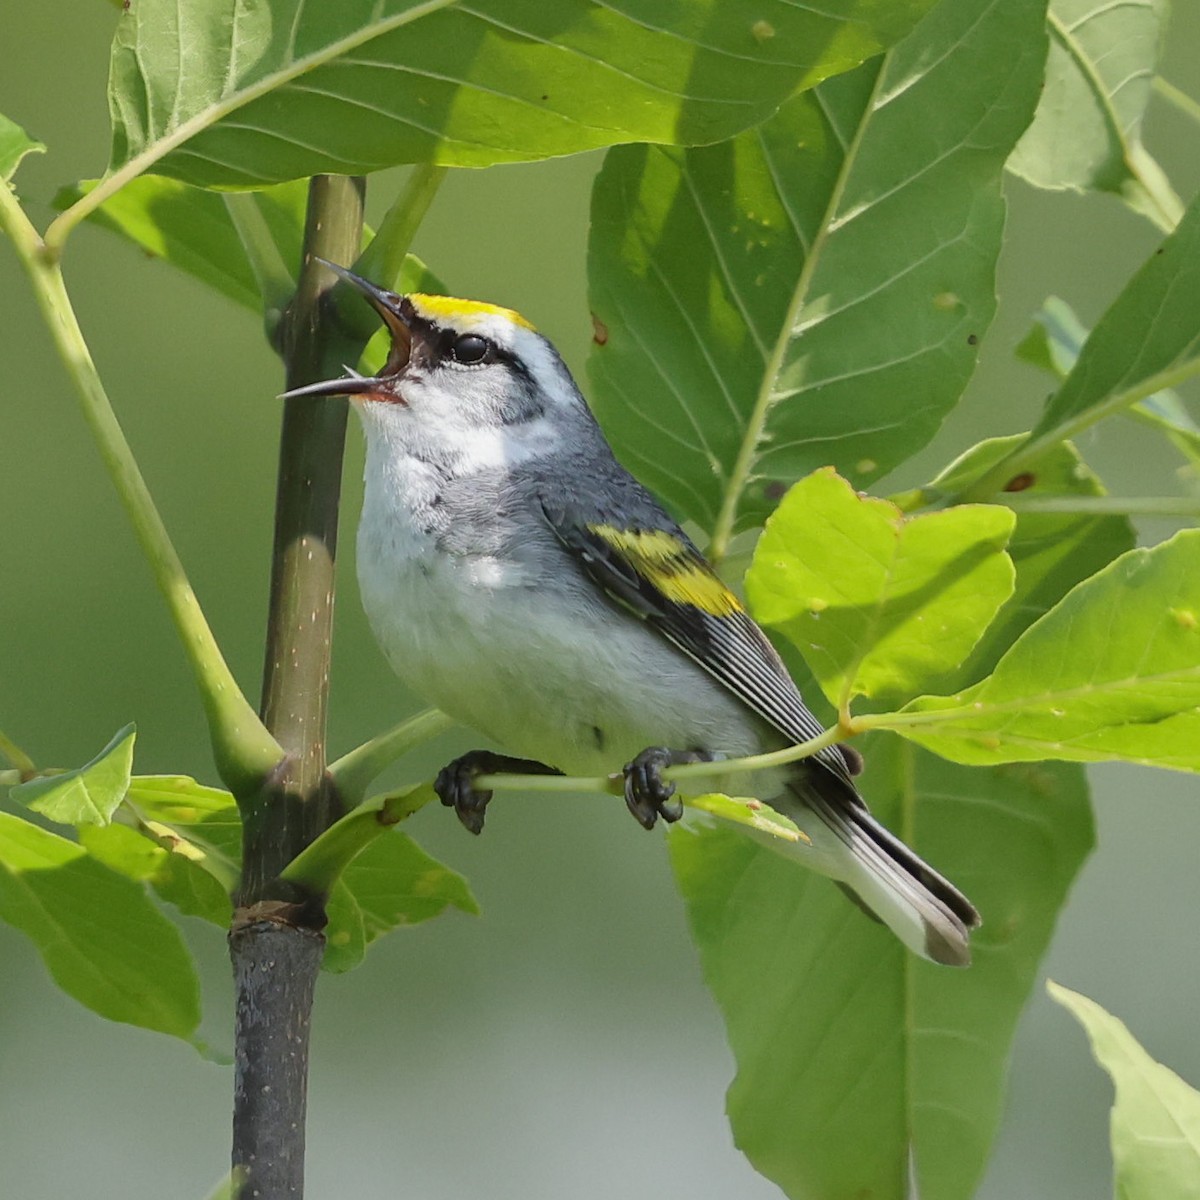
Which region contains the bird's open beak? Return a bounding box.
[278,259,413,402]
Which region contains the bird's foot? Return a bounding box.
[622,747,713,830]
[434,751,560,834]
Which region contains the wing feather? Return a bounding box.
[538,498,853,787]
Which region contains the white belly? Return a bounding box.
[356,487,764,778]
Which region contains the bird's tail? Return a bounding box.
[782,772,980,966]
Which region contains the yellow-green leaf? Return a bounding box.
[12,725,135,828]
[747,469,1014,706]
[888,530,1200,768]
[0,812,201,1039]
[1049,981,1200,1200]
[0,112,44,182]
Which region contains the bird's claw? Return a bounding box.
[434,752,495,835]
[434,751,562,834]
[623,747,710,829]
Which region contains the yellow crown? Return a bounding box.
[409,293,535,332]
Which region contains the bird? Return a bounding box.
[283,261,980,965]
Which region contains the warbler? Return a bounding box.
[285,262,980,966]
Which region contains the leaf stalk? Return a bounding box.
[0,181,282,795]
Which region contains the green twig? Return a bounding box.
[0,183,282,793]
[474,725,846,795]
[223,193,296,323]
[474,771,623,795]
[1002,494,1200,517]
[957,356,1200,503]
[330,165,448,342]
[354,166,446,286]
[1154,78,1200,128]
[292,727,849,894]
[279,784,436,895]
[0,728,36,777]
[327,708,456,803]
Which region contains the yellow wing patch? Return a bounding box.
[409,293,536,331]
[589,525,744,618]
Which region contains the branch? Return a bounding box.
[231,174,367,1200]
[242,175,367,901]
[1155,78,1200,127]
[231,917,324,1200]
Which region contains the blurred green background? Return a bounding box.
[3,6,1199,1198]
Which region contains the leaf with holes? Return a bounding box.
[588,0,1046,547]
[746,469,1015,706]
[670,739,1093,1200]
[1008,0,1181,230]
[106,0,940,188]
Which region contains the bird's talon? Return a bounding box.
[433,750,562,835]
[623,747,702,829]
[434,755,493,835]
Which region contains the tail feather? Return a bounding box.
[780,772,980,967]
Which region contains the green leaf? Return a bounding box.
[587,0,1047,545]
[1019,295,1200,468]
[683,792,807,847]
[0,112,45,182]
[53,176,439,318]
[79,821,232,927]
[923,437,1135,688]
[1031,192,1200,451]
[1049,982,1200,1200]
[323,828,478,973]
[107,0,939,188]
[123,774,243,891]
[55,177,309,310]
[746,469,1015,706]
[0,811,201,1039]
[1015,295,1092,379]
[891,529,1200,768]
[670,739,1093,1200]
[1008,0,1182,231]
[12,724,136,827]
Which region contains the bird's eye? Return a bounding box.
[450,334,490,365]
